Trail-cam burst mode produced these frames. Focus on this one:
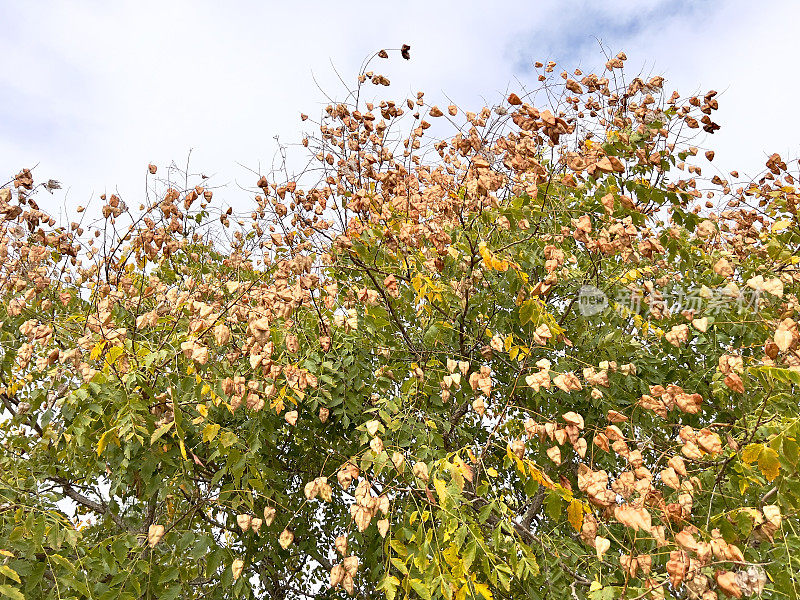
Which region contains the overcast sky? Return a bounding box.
[2,0,797,215]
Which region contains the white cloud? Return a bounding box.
[508,0,800,178]
[1,0,797,214]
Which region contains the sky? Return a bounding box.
[1,0,798,216]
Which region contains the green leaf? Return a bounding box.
[757,366,800,385]
[389,557,408,576]
[48,553,76,573]
[150,420,175,445]
[389,539,408,557]
[519,300,535,325]
[463,538,477,571]
[160,585,182,600]
[781,437,799,467]
[0,584,24,600]
[545,492,562,520]
[219,431,237,448]
[409,578,432,600]
[589,584,619,600]
[495,564,512,591]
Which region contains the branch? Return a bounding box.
[0,391,43,436]
[51,476,128,530]
[305,542,334,572]
[521,485,545,530]
[347,251,421,359]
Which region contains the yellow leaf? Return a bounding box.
[486,467,498,478]
[96,428,119,456]
[0,565,20,584]
[741,443,763,464]
[203,423,220,443]
[179,439,188,461]
[772,218,792,232]
[89,340,106,361]
[513,454,525,475]
[105,346,124,367]
[493,257,509,272]
[434,477,448,505]
[271,396,285,414]
[738,476,749,495]
[567,500,584,531]
[441,544,456,566]
[758,447,781,482]
[473,582,494,600]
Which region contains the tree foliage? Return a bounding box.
[1,51,800,599]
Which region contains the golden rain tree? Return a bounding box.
[0,51,799,599]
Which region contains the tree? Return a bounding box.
[1,51,799,599]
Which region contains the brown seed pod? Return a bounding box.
[279,528,294,549]
[147,524,165,548]
[232,558,244,580]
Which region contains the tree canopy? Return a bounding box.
[1,52,800,600]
